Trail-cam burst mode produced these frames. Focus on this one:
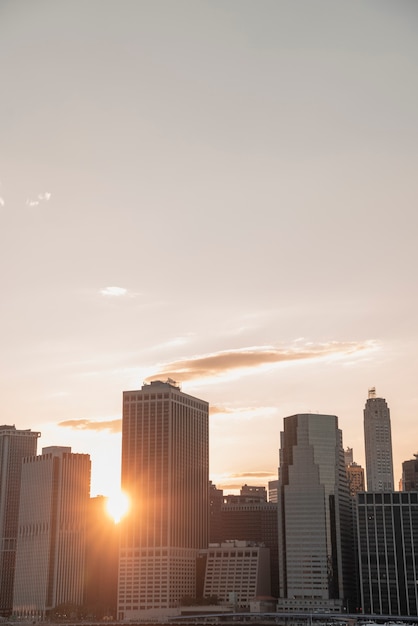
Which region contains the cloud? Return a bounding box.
[229,471,277,479]
[26,198,39,207]
[38,192,51,201]
[146,340,376,383]
[26,192,52,207]
[58,418,121,433]
[0,197,4,207]
[100,286,128,297]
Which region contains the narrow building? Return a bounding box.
[0,425,40,616]
[363,388,394,491]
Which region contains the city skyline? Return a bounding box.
[1,1,418,501]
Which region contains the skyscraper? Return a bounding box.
[357,491,418,615]
[0,425,40,616]
[363,388,394,491]
[278,414,354,612]
[402,454,418,492]
[118,380,209,620]
[12,447,91,619]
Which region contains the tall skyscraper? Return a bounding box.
[118,380,209,620]
[278,414,354,612]
[13,447,91,619]
[363,388,394,491]
[0,425,40,616]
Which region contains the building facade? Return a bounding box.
[12,447,91,619]
[218,493,278,598]
[278,414,354,612]
[363,388,394,492]
[203,541,270,609]
[357,490,418,615]
[402,454,418,491]
[118,380,209,619]
[0,425,40,616]
[346,462,365,497]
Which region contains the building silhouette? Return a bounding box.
[12,447,91,619]
[278,414,354,612]
[84,496,119,619]
[0,425,40,616]
[118,380,209,620]
[402,454,418,491]
[363,388,394,491]
[357,491,418,615]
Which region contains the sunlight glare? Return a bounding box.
[106,491,130,524]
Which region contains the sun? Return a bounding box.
[105,490,130,524]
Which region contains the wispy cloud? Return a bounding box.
[26,192,52,207]
[58,418,121,433]
[0,197,4,207]
[100,286,128,297]
[146,340,376,383]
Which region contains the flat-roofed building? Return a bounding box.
[0,425,40,616]
[203,540,270,609]
[12,447,91,619]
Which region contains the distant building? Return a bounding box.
[0,425,40,616]
[209,482,223,544]
[278,414,354,612]
[344,447,353,467]
[268,479,279,504]
[357,491,418,615]
[363,388,394,491]
[84,496,119,619]
[118,380,209,620]
[346,462,365,497]
[203,541,270,609]
[402,454,418,491]
[13,446,91,619]
[240,484,267,501]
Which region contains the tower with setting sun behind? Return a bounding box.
[118,380,209,620]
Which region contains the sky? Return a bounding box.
[1,0,418,499]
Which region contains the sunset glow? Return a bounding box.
[106,491,130,524]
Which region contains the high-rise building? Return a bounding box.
[0,425,40,616]
[278,414,354,612]
[363,388,394,492]
[118,380,209,620]
[357,491,418,615]
[402,454,418,491]
[12,446,91,619]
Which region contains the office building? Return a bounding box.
[268,479,279,504]
[278,414,354,612]
[240,484,267,501]
[0,425,40,616]
[357,491,418,615]
[218,492,278,598]
[118,380,209,620]
[402,454,418,491]
[363,388,394,491]
[203,540,270,609]
[13,447,91,619]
